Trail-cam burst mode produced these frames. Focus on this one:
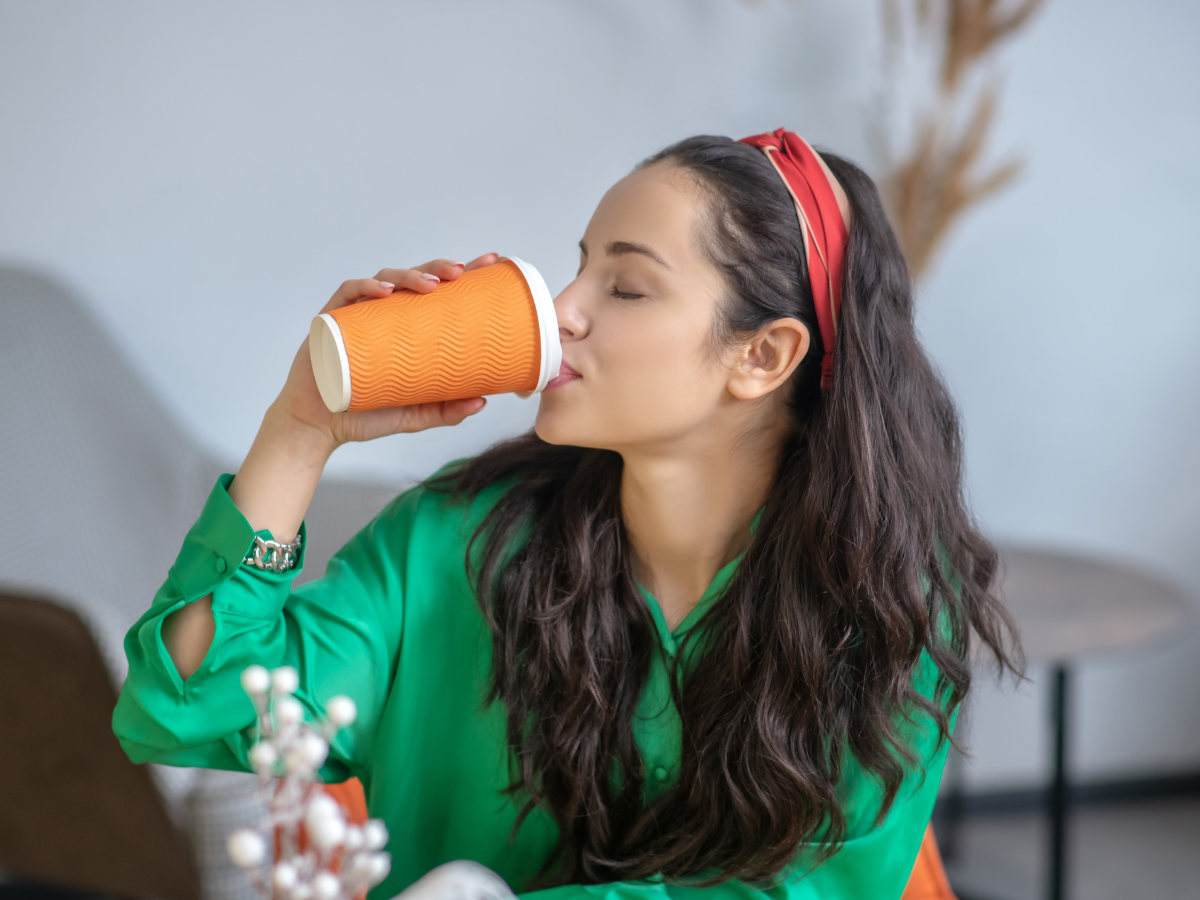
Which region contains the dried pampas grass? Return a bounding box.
[877,0,1046,278]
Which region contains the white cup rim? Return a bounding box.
[309,313,352,413]
[503,256,562,392]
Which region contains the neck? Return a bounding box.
[619,421,783,631]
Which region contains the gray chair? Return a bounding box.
[0,267,402,899]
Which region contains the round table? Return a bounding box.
[1000,546,1189,663]
[947,544,1192,900]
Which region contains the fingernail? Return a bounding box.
[378,281,395,290]
[421,273,440,282]
[450,260,466,268]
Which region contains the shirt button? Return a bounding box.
[215,557,227,573]
[653,766,669,781]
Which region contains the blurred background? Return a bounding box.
[1,1,1197,899]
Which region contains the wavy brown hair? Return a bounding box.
[425,135,1021,888]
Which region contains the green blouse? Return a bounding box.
[113,461,952,900]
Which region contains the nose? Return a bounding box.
[553,280,589,342]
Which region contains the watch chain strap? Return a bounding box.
[243,531,303,573]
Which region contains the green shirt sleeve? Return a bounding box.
[112,471,413,783]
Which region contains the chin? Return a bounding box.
[533,407,572,446]
[534,403,604,450]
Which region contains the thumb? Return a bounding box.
[440,397,487,423]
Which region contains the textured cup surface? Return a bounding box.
[327,259,544,411]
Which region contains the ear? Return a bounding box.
[726,318,811,401]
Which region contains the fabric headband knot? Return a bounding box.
[737,128,849,393]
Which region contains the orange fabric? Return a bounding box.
[332,258,542,410]
[900,825,957,900]
[325,779,369,900]
[273,777,369,886]
[323,776,369,825]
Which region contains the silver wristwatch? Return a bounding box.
[243,532,303,573]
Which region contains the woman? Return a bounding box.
[114,130,1019,900]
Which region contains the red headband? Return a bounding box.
[738,129,848,392]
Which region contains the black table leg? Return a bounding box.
[1048,663,1070,900]
[944,665,1074,900]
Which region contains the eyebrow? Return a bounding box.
[578,239,671,268]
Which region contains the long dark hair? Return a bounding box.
[425,135,1021,887]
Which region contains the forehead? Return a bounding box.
[584,163,708,263]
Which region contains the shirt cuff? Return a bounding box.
[164,472,309,609]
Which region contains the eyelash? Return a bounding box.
[610,288,643,300]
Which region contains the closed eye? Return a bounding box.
[610,288,643,300]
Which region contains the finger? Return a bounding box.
[413,259,469,281]
[372,396,486,434]
[372,267,443,293]
[407,396,487,430]
[338,396,487,443]
[375,260,458,280]
[464,253,500,272]
[321,278,395,313]
[439,396,487,423]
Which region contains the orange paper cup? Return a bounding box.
[308,257,561,413]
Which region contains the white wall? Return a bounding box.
[913,0,1200,788]
[1,0,1197,791]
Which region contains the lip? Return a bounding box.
[543,360,582,392]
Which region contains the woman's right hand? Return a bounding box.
[274,253,501,450]
[168,256,503,679]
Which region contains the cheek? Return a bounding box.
[610,324,708,399]
[538,311,726,446]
